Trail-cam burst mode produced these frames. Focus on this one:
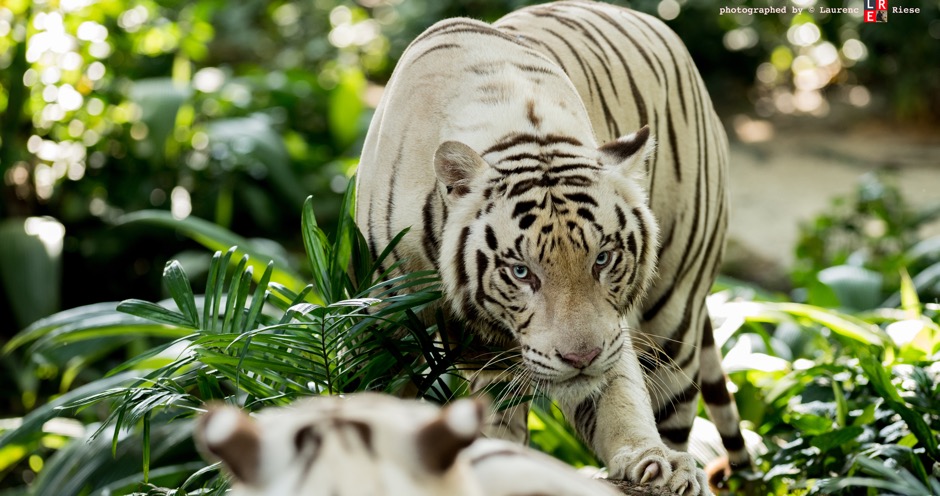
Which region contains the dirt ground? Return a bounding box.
[721,118,940,288]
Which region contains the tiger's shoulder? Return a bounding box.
[195,393,621,496]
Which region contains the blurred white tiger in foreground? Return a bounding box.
[196,393,621,496]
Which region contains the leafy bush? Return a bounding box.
[713,171,940,494]
[712,276,940,495]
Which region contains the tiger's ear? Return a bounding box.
[598,125,654,175]
[415,398,485,473]
[434,141,488,197]
[196,405,261,485]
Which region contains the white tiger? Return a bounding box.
[355,1,749,495]
[195,393,622,496]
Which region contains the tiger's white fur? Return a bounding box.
[355,1,748,494]
[196,394,622,496]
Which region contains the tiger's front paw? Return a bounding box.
[608,446,711,496]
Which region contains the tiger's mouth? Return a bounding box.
[526,365,609,391]
[533,371,608,402]
[555,372,600,387]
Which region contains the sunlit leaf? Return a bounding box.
[898,268,920,317]
[769,302,888,347]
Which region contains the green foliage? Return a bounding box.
[708,170,940,495]
[1,1,939,494]
[2,0,939,348]
[0,185,470,494]
[794,171,940,310]
[715,268,940,494]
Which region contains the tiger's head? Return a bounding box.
[435,126,659,400]
[196,394,487,496]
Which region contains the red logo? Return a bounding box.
[864,0,888,22]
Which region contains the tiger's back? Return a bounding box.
[356,16,599,281]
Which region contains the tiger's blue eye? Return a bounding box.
[595,251,611,267]
[512,265,529,279]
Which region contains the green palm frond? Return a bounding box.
[2,181,464,495]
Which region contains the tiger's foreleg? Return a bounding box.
[557,351,711,496]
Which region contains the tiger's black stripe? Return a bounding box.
[422,189,441,266]
[653,379,698,425]
[483,133,583,155]
[573,396,598,444]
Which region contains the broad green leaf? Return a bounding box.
[0,217,63,328]
[129,78,190,165]
[769,302,887,347]
[810,425,863,452]
[30,418,195,495]
[25,314,188,356]
[243,262,274,333]
[203,251,223,332]
[905,235,940,263]
[97,461,210,495]
[529,404,598,468]
[884,261,940,308]
[302,196,331,304]
[816,265,883,311]
[221,256,250,334]
[5,302,122,353]
[0,443,29,472]
[832,381,848,428]
[117,211,305,293]
[788,413,833,436]
[142,411,151,482]
[211,248,237,334]
[0,372,136,449]
[205,115,307,208]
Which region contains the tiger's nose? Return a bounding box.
[559,348,601,369]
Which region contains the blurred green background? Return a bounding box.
[2,0,938,334]
[1,0,939,492]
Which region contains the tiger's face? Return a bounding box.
[436,127,660,399]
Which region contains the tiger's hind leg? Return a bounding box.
[469,369,531,445]
[699,318,749,472]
